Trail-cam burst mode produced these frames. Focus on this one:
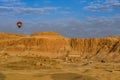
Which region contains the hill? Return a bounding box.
[0,32,120,62]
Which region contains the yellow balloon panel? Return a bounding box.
[17,24,22,26]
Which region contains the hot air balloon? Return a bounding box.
[17,21,22,28]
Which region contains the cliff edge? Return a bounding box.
[0,32,120,62]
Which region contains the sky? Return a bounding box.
[0,0,120,38]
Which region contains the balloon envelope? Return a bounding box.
[17,21,22,28]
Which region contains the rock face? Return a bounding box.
[70,38,120,61]
[0,32,120,61]
[31,32,64,38]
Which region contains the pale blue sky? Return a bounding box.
[0,0,120,37]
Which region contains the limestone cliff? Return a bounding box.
[0,32,120,61]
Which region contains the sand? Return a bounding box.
[0,56,120,80]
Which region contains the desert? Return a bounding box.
[0,32,120,80]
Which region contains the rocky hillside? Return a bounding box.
[0,32,120,61]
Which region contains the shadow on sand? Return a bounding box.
[51,73,97,80]
[0,73,5,80]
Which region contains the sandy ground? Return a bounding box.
[0,56,120,80]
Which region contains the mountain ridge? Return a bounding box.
[0,32,120,62]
